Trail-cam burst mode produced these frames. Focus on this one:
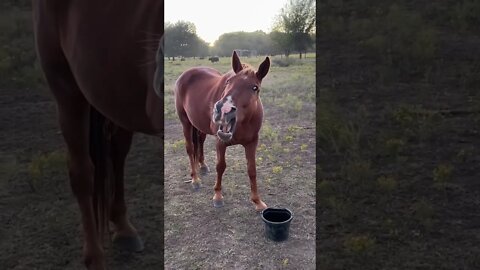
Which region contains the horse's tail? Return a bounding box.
[191,126,200,167]
[89,106,114,242]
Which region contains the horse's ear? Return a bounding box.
[232,51,243,74]
[256,56,270,81]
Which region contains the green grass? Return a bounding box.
[260,121,279,142]
[433,163,454,191]
[377,175,398,193]
[27,150,66,192]
[390,104,443,141]
[344,235,376,254]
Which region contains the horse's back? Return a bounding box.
[175,67,223,96]
[174,67,228,135]
[33,0,164,134]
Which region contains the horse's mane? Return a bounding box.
[237,63,256,76]
[224,63,256,82]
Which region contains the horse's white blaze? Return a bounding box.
[221,96,235,115]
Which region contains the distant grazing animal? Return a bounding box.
[174,51,270,211]
[208,56,219,63]
[32,1,163,269]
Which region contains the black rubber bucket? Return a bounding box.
[261,208,293,242]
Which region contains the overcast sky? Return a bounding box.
[165,0,288,45]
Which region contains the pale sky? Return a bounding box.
[165,0,288,45]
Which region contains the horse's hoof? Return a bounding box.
[192,181,201,191]
[254,201,268,212]
[213,199,224,208]
[112,234,144,252]
[199,165,210,176]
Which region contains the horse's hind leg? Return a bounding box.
[177,112,201,190]
[198,132,210,176]
[109,128,144,252]
[45,78,105,268]
[213,141,226,207]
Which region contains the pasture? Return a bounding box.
[164,55,316,269]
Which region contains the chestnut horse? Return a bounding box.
[175,51,270,211]
[32,1,163,269]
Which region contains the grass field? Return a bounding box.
[164,55,316,269]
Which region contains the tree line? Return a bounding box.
[165,0,315,59]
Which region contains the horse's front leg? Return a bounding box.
[212,141,226,207]
[244,140,268,211]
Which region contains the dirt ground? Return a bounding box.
[164,56,316,269]
[0,86,164,269]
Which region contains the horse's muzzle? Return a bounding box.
[213,100,236,142]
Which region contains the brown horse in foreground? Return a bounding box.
[175,51,270,211]
[32,1,163,269]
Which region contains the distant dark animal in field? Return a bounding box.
[174,51,270,211]
[199,57,205,59]
[33,1,163,269]
[208,56,219,63]
[181,57,186,61]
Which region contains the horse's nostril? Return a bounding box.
[215,101,223,112]
[230,106,237,112]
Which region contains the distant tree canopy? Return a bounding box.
[273,0,316,58]
[212,31,272,57]
[165,21,209,60]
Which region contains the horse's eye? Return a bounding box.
[226,79,230,84]
[252,86,259,91]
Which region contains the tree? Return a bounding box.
[273,0,316,58]
[269,31,291,57]
[164,21,197,60]
[212,31,271,57]
[192,36,210,58]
